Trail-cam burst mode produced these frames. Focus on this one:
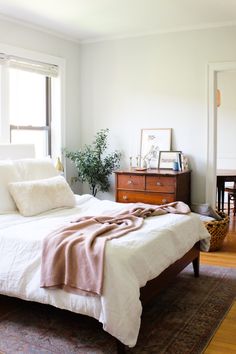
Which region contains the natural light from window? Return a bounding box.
[0,50,63,161]
[9,69,50,157]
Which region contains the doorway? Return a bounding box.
[217,71,236,171]
[206,61,236,209]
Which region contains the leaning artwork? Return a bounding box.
[140,128,171,168]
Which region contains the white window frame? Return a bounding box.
[0,43,65,163]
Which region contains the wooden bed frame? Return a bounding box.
[0,237,200,354]
[117,241,200,353]
[0,145,201,353]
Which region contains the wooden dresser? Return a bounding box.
[115,169,191,205]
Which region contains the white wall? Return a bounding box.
[3,18,236,202]
[217,71,236,169]
[80,26,236,202]
[0,18,81,189]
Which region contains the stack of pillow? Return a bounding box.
[0,159,75,217]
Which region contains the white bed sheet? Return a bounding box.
[0,194,210,347]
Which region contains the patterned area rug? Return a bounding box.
[0,264,235,354]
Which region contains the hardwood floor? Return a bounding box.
[201,212,236,353]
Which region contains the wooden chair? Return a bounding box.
[225,182,236,215]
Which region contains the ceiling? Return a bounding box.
[0,0,236,43]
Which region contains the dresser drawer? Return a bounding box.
[146,176,176,192]
[115,169,190,206]
[117,174,145,190]
[117,190,175,205]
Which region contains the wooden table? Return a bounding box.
[217,169,236,211]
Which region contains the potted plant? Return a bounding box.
[65,129,121,197]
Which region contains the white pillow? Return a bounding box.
[14,158,59,181]
[0,161,21,213]
[8,176,76,216]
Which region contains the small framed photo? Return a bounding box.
[140,128,172,168]
[158,151,182,170]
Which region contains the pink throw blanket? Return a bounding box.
[40,201,190,296]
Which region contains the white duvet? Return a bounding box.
[0,194,210,347]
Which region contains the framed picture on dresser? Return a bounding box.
[140,128,171,168]
[158,151,182,170]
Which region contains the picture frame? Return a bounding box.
[158,151,182,170]
[140,128,171,169]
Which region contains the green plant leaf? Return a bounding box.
[64,129,121,197]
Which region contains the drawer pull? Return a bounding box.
[156,182,162,186]
[123,195,128,200]
[162,199,167,203]
[127,180,133,185]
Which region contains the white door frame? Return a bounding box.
[206,61,236,207]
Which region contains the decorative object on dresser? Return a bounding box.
[115,168,191,205]
[140,128,171,169]
[180,153,189,171]
[158,150,182,170]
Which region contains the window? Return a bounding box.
[0,53,60,158]
[9,69,51,157]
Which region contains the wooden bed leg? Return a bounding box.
[116,339,126,354]
[192,256,200,277]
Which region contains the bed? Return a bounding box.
[0,147,210,350]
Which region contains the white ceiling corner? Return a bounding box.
[0,0,235,43]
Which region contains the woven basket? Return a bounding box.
[204,211,230,251]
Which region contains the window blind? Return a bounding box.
[0,53,58,77]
